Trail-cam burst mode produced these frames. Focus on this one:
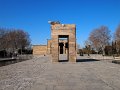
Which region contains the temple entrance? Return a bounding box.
[50,22,76,62]
[58,35,69,62]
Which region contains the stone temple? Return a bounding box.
[33,21,76,62]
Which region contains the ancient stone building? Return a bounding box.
[33,21,76,62]
[50,22,76,62]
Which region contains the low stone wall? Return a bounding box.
[17,55,33,60]
[0,55,33,67]
[86,54,114,60]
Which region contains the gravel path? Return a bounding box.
[0,55,120,90]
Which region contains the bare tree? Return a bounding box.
[115,24,120,55]
[0,29,5,50]
[0,28,8,51]
[89,26,111,55]
[0,28,31,55]
[7,29,30,53]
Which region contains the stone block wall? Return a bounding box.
[33,45,47,55]
[47,39,52,54]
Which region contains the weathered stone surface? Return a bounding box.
[33,45,47,55]
[47,39,52,54]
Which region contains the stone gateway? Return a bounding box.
[33,21,76,62]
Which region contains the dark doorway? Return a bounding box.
[59,43,64,54]
[65,42,68,48]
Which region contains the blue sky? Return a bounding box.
[0,0,120,47]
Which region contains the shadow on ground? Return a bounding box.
[76,59,100,62]
[59,60,69,62]
[0,59,29,67]
[112,60,120,64]
[58,59,100,62]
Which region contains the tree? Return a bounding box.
[0,28,31,55]
[89,26,111,55]
[0,28,8,51]
[104,45,112,56]
[115,24,120,55]
[8,29,30,54]
[112,41,117,55]
[0,28,9,57]
[84,40,91,56]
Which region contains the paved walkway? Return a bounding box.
[0,55,120,90]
